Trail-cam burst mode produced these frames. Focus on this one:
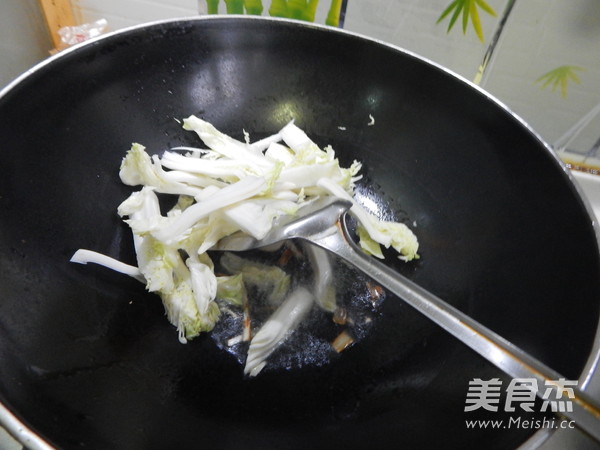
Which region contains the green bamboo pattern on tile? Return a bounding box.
[244,0,264,14]
[269,0,288,17]
[326,0,343,26]
[204,0,343,26]
[206,0,220,14]
[225,0,244,14]
[435,1,586,97]
[535,65,584,98]
[436,0,497,42]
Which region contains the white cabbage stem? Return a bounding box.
[70,249,145,283]
[244,287,315,377]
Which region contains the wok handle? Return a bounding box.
[311,220,600,443]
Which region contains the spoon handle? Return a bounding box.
[310,220,600,443]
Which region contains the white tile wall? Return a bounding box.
[72,0,198,31]
[0,0,53,87]
[482,0,600,151]
[344,0,600,157]
[70,0,600,159]
[52,0,600,171]
[74,0,340,29]
[345,0,500,79]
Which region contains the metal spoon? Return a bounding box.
[214,198,600,443]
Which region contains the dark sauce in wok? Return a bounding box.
[209,242,387,375]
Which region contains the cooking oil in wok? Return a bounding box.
[209,243,386,375]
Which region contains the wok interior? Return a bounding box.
[0,18,599,449]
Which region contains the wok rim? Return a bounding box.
[1,15,599,450]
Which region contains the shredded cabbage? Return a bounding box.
[220,252,291,306]
[70,116,419,372]
[244,287,315,377]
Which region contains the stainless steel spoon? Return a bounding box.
[214,198,600,443]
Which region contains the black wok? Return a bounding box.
[0,17,599,450]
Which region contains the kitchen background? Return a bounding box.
[3,0,600,167]
[0,1,598,447]
[2,0,598,220]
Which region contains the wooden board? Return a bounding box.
[38,0,76,49]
